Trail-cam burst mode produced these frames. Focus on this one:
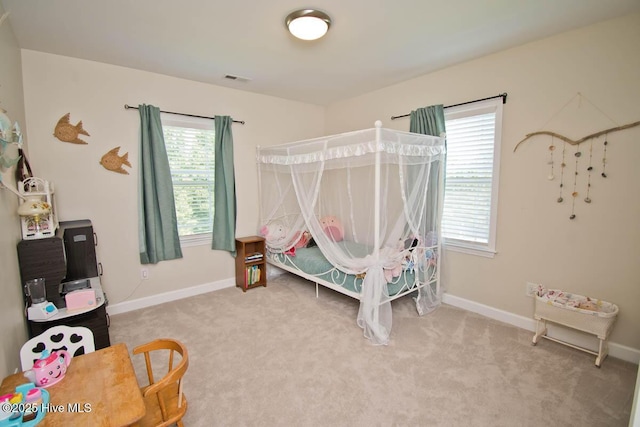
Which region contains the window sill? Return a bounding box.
[443,241,496,258]
[179,233,212,248]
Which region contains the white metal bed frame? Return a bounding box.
[258,121,446,338]
[266,242,440,308]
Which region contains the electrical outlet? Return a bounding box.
[525,282,538,297]
[141,268,149,280]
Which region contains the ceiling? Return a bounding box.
[1,0,639,106]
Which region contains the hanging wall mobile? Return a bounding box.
[513,92,640,220]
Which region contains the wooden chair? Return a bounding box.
[131,338,189,427]
[20,325,95,370]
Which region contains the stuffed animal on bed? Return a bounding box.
[383,240,405,282]
[284,231,310,256]
[292,230,311,248]
[320,215,344,242]
[404,235,420,251]
[384,263,403,282]
[260,221,287,244]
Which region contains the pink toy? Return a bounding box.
[24,349,71,388]
[320,216,344,242]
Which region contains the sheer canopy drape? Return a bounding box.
[138,104,183,264]
[257,123,445,344]
[211,115,237,255]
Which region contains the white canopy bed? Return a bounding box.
[256,121,445,345]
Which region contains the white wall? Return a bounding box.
[0,3,29,378]
[20,50,324,306]
[326,13,640,351]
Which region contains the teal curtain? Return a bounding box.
[409,104,446,136]
[409,104,447,234]
[211,116,237,256]
[138,104,183,264]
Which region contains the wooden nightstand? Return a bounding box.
[235,236,267,291]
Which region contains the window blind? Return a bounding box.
[442,112,496,244]
[163,125,216,237]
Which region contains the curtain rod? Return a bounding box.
[390,92,508,120]
[124,104,245,125]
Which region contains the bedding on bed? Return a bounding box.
[268,239,438,298]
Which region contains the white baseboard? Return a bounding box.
[107,268,288,316]
[443,292,640,365]
[106,278,235,315]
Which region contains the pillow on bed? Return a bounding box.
[260,221,287,244]
[320,215,344,242]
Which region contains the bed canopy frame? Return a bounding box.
[256,121,445,344]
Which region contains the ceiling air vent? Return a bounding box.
[224,74,251,83]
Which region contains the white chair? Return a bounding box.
[20,325,96,371]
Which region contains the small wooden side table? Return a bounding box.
[235,236,267,291]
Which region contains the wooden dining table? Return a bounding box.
[0,342,145,427]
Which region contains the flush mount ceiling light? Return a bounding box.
[285,9,331,41]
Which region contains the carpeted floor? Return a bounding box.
[110,273,638,427]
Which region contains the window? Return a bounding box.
[442,98,503,257]
[162,116,215,246]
